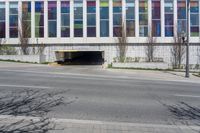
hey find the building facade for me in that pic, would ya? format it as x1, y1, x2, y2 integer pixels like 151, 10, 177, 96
0, 0, 200, 66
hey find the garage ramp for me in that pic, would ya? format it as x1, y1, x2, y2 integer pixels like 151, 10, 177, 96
55, 50, 104, 65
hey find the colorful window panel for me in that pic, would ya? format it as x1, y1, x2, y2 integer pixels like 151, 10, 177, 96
87, 0, 96, 37
61, 1, 70, 37
177, 0, 186, 33
48, 1, 57, 37
113, 0, 122, 37
0, 2, 5, 38
139, 0, 148, 37
165, 0, 174, 37
152, 0, 161, 37
35, 1, 44, 37
22, 2, 31, 38
100, 0, 109, 37
74, 0, 83, 37
126, 0, 135, 37
190, 0, 199, 36
9, 2, 18, 38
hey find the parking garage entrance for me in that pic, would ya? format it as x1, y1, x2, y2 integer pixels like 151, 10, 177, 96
55, 50, 104, 65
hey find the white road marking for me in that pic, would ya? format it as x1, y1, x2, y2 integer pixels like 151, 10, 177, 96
0, 84, 52, 89
0, 115, 199, 130
174, 94, 200, 98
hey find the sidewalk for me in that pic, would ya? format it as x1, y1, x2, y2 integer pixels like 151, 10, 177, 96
53, 119, 198, 133
0, 115, 198, 133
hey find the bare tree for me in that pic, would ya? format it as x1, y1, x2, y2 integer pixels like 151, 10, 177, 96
114, 20, 128, 63
19, 10, 31, 55
171, 31, 185, 69
145, 27, 156, 62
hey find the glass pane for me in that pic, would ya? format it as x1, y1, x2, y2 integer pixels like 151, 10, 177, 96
87, 14, 96, 26
152, 1, 160, 19
126, 20, 135, 37
35, 27, 44, 37
87, 27, 96, 37
10, 28, 18, 38
191, 27, 199, 36
100, 7, 109, 19
61, 14, 70, 26
48, 1, 57, 20
152, 20, 161, 37
61, 27, 70, 37
165, 26, 173, 36
48, 21, 57, 37
61, 1, 70, 13
0, 22, 5, 38
139, 26, 148, 37
100, 20, 109, 37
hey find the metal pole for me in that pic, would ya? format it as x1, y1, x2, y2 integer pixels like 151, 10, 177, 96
185, 0, 190, 78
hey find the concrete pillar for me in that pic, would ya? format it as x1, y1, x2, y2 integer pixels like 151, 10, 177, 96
31, 0, 35, 39
109, 0, 113, 37
57, 0, 61, 38
6, 1, 9, 39
135, 0, 139, 37
96, 0, 100, 38
70, 0, 74, 38
44, 0, 48, 38
161, 0, 165, 37
83, 0, 87, 37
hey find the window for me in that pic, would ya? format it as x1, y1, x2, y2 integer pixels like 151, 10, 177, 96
48, 1, 57, 37
22, 2, 31, 38
100, 0, 109, 37
9, 2, 18, 38
152, 0, 161, 37
177, 0, 186, 33
74, 0, 83, 37
165, 0, 173, 37
139, 0, 148, 37
113, 0, 122, 37
61, 1, 70, 37
35, 1, 44, 37
87, 0, 96, 37
0, 2, 5, 38
126, 0, 135, 37
190, 0, 199, 36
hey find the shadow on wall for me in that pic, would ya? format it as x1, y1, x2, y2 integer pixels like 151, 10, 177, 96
0, 89, 74, 133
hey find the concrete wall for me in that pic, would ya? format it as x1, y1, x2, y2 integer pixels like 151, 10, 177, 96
42, 45, 200, 67
0, 55, 46, 63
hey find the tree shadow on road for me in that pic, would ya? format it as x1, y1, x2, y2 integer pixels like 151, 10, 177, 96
0, 89, 74, 133
161, 101, 200, 132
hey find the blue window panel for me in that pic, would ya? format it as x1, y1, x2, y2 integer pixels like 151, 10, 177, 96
190, 14, 199, 26
165, 27, 173, 37
87, 7, 96, 13
165, 14, 173, 25
178, 20, 186, 33
152, 20, 161, 37
0, 8, 5, 21
100, 20, 109, 37
35, 2, 44, 13
74, 29, 83, 37
113, 7, 122, 13
139, 26, 148, 37
100, 7, 109, 19
61, 14, 70, 26
113, 14, 122, 25
48, 21, 57, 37
9, 15, 18, 27
87, 14, 96, 26
126, 7, 135, 19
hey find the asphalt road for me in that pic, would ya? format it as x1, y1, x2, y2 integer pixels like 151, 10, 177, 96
0, 62, 200, 126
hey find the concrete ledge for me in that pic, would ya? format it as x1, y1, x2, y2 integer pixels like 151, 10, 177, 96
112, 62, 170, 69
0, 55, 46, 63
